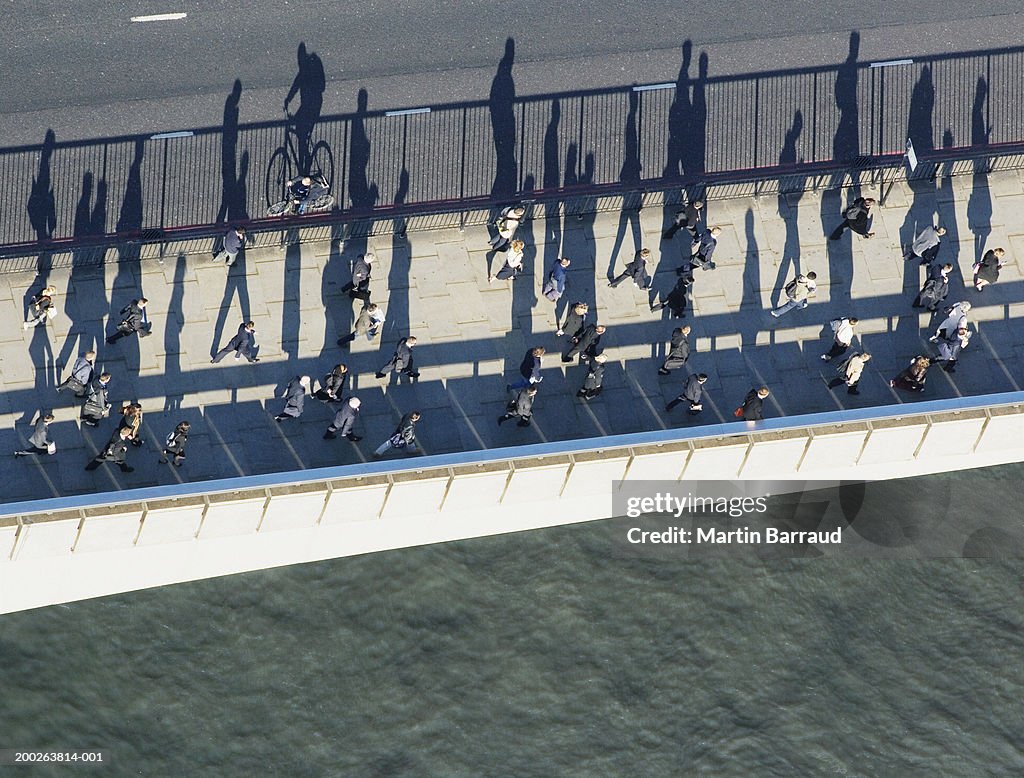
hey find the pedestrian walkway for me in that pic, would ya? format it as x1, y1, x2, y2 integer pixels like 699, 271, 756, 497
2, 167, 1022, 505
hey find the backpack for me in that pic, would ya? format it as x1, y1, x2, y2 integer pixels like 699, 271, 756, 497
845, 204, 863, 219
784, 278, 800, 297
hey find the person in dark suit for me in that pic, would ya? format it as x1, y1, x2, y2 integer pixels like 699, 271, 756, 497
212, 321, 259, 363
830, 197, 875, 239
315, 364, 348, 402
14, 413, 55, 456
914, 263, 952, 311
85, 426, 134, 472
609, 248, 652, 289
556, 302, 588, 338
376, 336, 419, 379
80, 373, 112, 427
509, 347, 545, 390
577, 354, 607, 400
740, 386, 770, 421
662, 199, 704, 240
342, 252, 376, 301
498, 386, 537, 427
651, 276, 691, 317
658, 326, 691, 375
666, 373, 708, 414
689, 226, 721, 271
373, 411, 422, 457
563, 324, 605, 363
973, 247, 1005, 291
106, 298, 150, 344
159, 421, 190, 466
324, 397, 362, 441
274, 376, 311, 421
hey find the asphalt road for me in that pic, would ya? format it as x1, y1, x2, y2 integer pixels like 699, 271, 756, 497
5, 1, 1024, 145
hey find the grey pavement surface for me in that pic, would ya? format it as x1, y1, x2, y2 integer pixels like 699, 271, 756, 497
5, 3, 1024, 143
2, 165, 1024, 506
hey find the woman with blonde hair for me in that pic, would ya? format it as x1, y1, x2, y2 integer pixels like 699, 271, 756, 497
23, 285, 57, 330
490, 239, 525, 283
118, 403, 145, 447
891, 356, 930, 393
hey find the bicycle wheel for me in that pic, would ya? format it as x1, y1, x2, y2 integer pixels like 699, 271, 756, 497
309, 141, 335, 191
307, 194, 336, 213
265, 148, 293, 208
267, 200, 292, 216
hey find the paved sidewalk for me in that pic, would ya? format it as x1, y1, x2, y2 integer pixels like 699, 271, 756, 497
2, 168, 1023, 505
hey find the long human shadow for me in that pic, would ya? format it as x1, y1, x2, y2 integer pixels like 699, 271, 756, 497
739, 208, 762, 349
565, 147, 597, 313
211, 151, 251, 355
608, 90, 642, 283
772, 111, 805, 306
898, 66, 939, 316
489, 37, 518, 199
384, 168, 412, 353
22, 130, 58, 422
164, 254, 187, 413
685, 51, 709, 178
821, 32, 862, 305
967, 77, 992, 262
663, 40, 692, 180
541, 100, 563, 333
215, 79, 243, 225
937, 129, 963, 298
284, 43, 326, 174
511, 173, 539, 341
58, 172, 108, 373
108, 139, 146, 375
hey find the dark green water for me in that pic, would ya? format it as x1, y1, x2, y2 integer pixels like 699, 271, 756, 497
2, 469, 1024, 776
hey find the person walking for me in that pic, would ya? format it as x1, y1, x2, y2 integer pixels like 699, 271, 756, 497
662, 199, 704, 241
891, 356, 931, 393
577, 354, 607, 400
56, 350, 96, 396
556, 302, 588, 338
85, 427, 134, 473
314, 364, 348, 402
905, 225, 946, 263
830, 197, 875, 239
509, 347, 545, 390
973, 247, 1006, 292
689, 226, 721, 271
80, 372, 112, 427
651, 276, 691, 317
770, 272, 817, 317
373, 411, 422, 458
562, 323, 605, 363
498, 386, 537, 427
342, 252, 376, 301
490, 239, 525, 283
821, 317, 858, 362
914, 263, 952, 311
737, 386, 770, 421
323, 397, 362, 441
23, 285, 58, 330
338, 303, 385, 347
213, 226, 246, 266
489, 205, 526, 252
609, 248, 652, 289
375, 336, 420, 379
542, 257, 571, 302
658, 325, 691, 375
159, 421, 190, 466
932, 301, 971, 341
212, 321, 259, 363
14, 413, 55, 457
274, 375, 311, 421
934, 327, 971, 373
666, 373, 708, 414
118, 403, 145, 448
827, 352, 871, 395
106, 298, 150, 344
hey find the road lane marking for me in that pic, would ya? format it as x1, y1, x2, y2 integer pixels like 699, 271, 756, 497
869, 59, 914, 68
131, 12, 187, 22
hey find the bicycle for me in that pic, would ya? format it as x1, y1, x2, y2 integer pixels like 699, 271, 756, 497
267, 172, 336, 216
265, 110, 335, 210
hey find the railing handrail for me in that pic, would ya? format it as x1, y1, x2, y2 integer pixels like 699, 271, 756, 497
4, 389, 1021, 520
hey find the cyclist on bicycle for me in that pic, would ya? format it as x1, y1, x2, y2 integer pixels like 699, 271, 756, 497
284, 174, 330, 214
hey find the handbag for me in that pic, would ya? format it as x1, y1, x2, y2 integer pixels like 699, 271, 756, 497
733, 407, 744, 418
46, 441, 56, 455
46, 306, 58, 321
